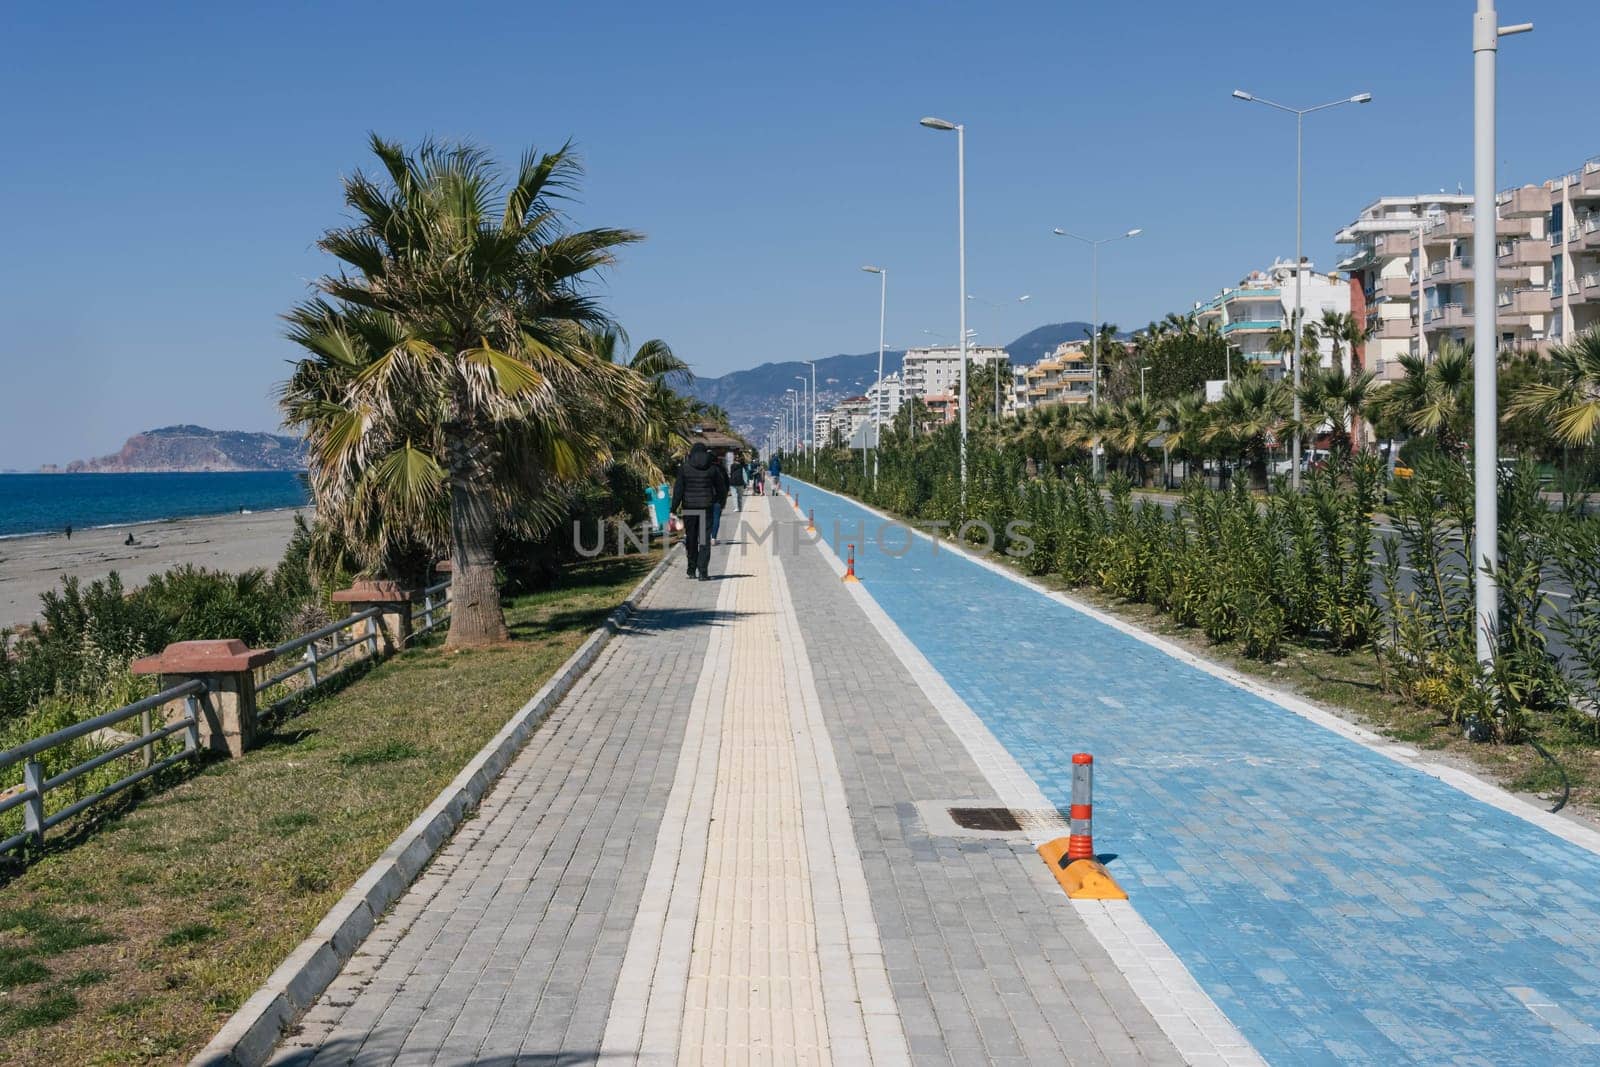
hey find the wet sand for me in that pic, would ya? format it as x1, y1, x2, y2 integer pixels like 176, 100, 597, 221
0, 509, 309, 631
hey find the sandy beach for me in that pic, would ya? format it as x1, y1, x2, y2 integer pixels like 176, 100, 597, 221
0, 509, 309, 631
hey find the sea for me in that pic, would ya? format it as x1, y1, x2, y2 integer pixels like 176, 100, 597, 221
0, 471, 311, 539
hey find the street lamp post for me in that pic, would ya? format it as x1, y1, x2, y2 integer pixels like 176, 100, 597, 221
1472, 4, 1533, 666
1232, 87, 1372, 491
794, 374, 809, 461
1052, 226, 1142, 480
920, 116, 967, 504
1140, 365, 1151, 405
968, 293, 1030, 422
805, 360, 817, 472
862, 266, 887, 487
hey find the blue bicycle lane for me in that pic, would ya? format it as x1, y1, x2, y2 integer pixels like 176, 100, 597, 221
787, 479, 1600, 1067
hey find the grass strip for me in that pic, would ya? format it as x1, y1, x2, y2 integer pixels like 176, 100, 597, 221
0, 552, 656, 1065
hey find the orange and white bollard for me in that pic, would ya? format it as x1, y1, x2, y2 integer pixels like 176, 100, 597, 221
842, 543, 860, 583
1036, 751, 1127, 899
1067, 753, 1096, 860
806, 508, 816, 534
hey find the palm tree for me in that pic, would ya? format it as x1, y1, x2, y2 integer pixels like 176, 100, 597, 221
1203, 376, 1291, 489
1506, 327, 1600, 446
1368, 341, 1473, 458
284, 136, 648, 647
1159, 391, 1210, 485
590, 327, 692, 482
1297, 365, 1377, 459
1108, 397, 1161, 484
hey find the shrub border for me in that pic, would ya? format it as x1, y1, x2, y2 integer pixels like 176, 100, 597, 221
190, 547, 677, 1067
788, 477, 1600, 857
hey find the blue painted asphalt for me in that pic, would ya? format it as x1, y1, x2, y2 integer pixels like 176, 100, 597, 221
788, 480, 1600, 1067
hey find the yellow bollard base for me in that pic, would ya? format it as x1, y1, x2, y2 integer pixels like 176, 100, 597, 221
841, 574, 860, 584
1036, 838, 1128, 900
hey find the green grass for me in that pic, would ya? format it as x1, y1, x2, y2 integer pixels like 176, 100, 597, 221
0, 551, 656, 1066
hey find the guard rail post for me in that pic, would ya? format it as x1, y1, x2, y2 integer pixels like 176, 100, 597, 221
130, 640, 274, 758
332, 580, 417, 652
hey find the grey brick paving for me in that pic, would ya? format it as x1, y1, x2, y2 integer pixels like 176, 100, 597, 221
269, 557, 724, 1066
768, 496, 1185, 1067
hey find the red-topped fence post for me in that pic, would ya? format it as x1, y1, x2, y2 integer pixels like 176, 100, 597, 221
130, 640, 275, 758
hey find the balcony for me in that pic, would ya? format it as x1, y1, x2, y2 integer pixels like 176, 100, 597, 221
1439, 256, 1475, 283
1573, 272, 1600, 304
1424, 303, 1472, 331
1377, 275, 1414, 300
1373, 231, 1413, 256
1582, 159, 1600, 197
1376, 317, 1415, 340
1497, 239, 1552, 267
1497, 287, 1552, 316
1423, 211, 1524, 241
1221, 319, 1279, 335
1580, 215, 1600, 250
1498, 185, 1552, 218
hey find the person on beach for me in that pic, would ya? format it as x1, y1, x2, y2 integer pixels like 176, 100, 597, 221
768, 452, 782, 491
64, 524, 72, 540
671, 442, 727, 580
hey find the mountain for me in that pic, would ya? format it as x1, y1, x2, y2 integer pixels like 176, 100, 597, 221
689, 321, 1099, 441
47, 425, 308, 473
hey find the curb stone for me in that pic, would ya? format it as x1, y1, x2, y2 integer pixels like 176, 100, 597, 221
190, 547, 678, 1067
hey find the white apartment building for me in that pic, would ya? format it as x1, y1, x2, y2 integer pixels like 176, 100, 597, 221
1192, 261, 1350, 379
1334, 194, 1473, 379
864, 371, 904, 425
900, 345, 1010, 401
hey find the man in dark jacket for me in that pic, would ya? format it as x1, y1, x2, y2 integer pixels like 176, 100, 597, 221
768, 453, 782, 491
728, 450, 748, 512
672, 442, 728, 580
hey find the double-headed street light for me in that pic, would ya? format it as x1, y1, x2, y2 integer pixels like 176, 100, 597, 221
1052, 226, 1141, 480
802, 360, 817, 471
861, 266, 888, 486
1231, 87, 1372, 491
794, 375, 809, 458
920, 115, 968, 502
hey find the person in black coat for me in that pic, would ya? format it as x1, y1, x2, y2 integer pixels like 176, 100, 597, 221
672, 442, 728, 580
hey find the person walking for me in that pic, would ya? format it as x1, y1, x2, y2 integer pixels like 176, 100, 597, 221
709, 452, 731, 546
728, 450, 748, 513
672, 442, 727, 580
768, 452, 782, 492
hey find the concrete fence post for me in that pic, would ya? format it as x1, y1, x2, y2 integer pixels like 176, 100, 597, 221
130, 640, 275, 758
332, 580, 417, 652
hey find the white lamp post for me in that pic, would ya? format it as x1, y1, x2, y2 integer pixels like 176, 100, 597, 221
1472, 3, 1533, 666
1052, 226, 1142, 479
1232, 87, 1372, 491
1141, 365, 1151, 405
794, 374, 808, 459
920, 115, 968, 504
804, 360, 817, 471
968, 293, 1030, 421
861, 266, 888, 487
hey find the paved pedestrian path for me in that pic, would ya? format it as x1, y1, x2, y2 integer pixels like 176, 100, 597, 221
271, 496, 1184, 1066
787, 478, 1600, 1067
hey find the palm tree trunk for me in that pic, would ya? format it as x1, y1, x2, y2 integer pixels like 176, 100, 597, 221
445, 428, 509, 648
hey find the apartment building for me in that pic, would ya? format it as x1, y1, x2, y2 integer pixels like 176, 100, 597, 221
817, 395, 872, 447
900, 345, 1009, 401
1192, 261, 1350, 378
1334, 194, 1473, 379
1544, 156, 1600, 342
1334, 159, 1600, 376
1015, 341, 1095, 411
864, 371, 904, 425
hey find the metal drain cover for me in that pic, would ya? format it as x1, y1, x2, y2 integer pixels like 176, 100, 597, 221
948, 807, 1023, 831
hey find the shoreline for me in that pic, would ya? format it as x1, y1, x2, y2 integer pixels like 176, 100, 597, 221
0, 503, 310, 543
0, 503, 309, 543
0, 507, 312, 631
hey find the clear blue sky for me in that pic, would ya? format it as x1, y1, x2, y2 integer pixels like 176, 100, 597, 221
1, 0, 1591, 468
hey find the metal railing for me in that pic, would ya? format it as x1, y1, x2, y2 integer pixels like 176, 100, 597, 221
413, 579, 453, 638
1, 681, 204, 855
255, 606, 384, 711
3, 577, 454, 856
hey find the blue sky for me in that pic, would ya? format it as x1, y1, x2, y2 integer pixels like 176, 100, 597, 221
1, 0, 1591, 468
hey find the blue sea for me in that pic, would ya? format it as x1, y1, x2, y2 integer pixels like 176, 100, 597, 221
0, 472, 311, 538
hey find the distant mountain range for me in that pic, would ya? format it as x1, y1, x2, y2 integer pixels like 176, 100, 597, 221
41, 425, 307, 473
689, 321, 1098, 442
